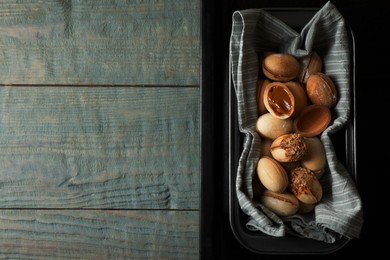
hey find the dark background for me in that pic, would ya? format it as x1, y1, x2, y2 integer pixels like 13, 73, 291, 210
201, 0, 386, 258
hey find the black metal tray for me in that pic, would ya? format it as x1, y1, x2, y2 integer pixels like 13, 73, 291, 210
228, 8, 357, 255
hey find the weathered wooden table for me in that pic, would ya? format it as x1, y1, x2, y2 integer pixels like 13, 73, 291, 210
0, 1, 200, 258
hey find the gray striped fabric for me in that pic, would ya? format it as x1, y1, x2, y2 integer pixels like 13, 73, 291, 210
230, 1, 363, 243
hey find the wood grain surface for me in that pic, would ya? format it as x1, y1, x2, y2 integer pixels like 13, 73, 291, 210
0, 86, 199, 209
0, 0, 200, 85
0, 210, 198, 259
0, 0, 200, 258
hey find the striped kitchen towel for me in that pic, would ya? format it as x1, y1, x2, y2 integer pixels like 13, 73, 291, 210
230, 1, 363, 243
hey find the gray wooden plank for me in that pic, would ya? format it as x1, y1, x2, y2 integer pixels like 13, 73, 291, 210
0, 0, 199, 85
0, 209, 199, 259
0, 86, 199, 209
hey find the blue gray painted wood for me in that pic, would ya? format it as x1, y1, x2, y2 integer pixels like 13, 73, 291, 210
0, 86, 200, 209
0, 0, 200, 85
0, 210, 198, 259
0, 0, 201, 257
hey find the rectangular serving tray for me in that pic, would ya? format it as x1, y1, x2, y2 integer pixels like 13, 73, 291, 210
228, 8, 357, 255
